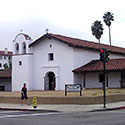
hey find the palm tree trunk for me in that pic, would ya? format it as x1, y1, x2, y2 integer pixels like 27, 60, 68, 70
109, 26, 111, 45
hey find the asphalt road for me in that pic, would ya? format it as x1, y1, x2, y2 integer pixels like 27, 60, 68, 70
0, 109, 125, 125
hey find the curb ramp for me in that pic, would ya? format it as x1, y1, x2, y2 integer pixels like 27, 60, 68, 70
90, 106, 125, 112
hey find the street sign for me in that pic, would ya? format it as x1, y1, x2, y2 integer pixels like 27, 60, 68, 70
65, 84, 82, 96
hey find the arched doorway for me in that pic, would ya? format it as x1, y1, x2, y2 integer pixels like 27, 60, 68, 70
44, 72, 56, 90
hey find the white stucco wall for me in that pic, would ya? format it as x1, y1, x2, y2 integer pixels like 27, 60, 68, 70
74, 72, 102, 88
109, 53, 125, 59
12, 33, 33, 91
74, 73, 83, 86
30, 38, 74, 90
74, 72, 121, 89
108, 72, 121, 88
12, 54, 33, 91
73, 48, 100, 69
85, 73, 102, 88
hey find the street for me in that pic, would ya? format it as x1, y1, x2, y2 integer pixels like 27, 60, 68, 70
0, 109, 125, 125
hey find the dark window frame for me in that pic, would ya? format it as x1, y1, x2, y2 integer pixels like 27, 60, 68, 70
99, 74, 104, 83
48, 53, 54, 61
19, 61, 22, 66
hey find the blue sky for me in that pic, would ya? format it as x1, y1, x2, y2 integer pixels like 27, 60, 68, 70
0, 0, 125, 50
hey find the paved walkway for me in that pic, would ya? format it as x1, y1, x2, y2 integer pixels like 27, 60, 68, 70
0, 101, 125, 112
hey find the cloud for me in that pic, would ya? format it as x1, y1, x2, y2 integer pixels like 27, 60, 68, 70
0, 0, 125, 50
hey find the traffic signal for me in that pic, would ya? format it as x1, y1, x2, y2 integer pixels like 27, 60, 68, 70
100, 48, 105, 62
105, 51, 109, 62
99, 48, 109, 63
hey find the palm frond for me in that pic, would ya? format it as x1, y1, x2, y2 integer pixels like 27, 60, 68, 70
91, 20, 104, 43
103, 12, 114, 26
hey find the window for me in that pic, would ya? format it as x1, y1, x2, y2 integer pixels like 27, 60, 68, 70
48, 53, 54, 61
99, 74, 104, 83
19, 61, 22, 66
8, 56, 11, 60
0, 86, 4, 91
4, 56, 6, 60
0, 63, 1, 68
50, 44, 52, 48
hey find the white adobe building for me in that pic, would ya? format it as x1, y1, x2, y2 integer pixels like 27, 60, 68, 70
0, 48, 12, 69
12, 33, 125, 91
0, 48, 12, 91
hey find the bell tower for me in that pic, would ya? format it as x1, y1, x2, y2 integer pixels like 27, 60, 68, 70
12, 32, 33, 91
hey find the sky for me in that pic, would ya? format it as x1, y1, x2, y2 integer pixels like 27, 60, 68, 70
0, 0, 125, 51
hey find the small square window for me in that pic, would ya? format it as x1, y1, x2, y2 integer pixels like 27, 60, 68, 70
48, 53, 54, 61
19, 61, 22, 66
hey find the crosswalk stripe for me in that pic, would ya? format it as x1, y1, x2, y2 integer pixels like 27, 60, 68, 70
0, 111, 22, 114
0, 112, 60, 118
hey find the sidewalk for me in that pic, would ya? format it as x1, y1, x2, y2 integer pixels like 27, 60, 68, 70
0, 101, 125, 112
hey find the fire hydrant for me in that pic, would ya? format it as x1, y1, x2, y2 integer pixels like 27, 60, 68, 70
32, 96, 37, 108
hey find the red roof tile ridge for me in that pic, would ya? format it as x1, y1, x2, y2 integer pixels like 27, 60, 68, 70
48, 33, 99, 44
0, 69, 11, 78
0, 51, 13, 55
30, 33, 125, 54
73, 58, 125, 73
48, 33, 125, 52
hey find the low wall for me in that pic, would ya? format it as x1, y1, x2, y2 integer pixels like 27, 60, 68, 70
0, 94, 125, 104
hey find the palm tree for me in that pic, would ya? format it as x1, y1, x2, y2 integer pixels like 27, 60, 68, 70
91, 20, 104, 43
103, 12, 114, 45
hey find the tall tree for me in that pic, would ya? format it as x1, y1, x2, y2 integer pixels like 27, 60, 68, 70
103, 12, 114, 45
91, 20, 104, 43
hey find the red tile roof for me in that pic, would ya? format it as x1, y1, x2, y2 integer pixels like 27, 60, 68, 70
29, 33, 125, 55
73, 58, 125, 73
0, 70, 11, 78
0, 51, 13, 56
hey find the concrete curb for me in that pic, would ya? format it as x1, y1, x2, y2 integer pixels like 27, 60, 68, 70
0, 106, 125, 112
90, 106, 125, 112
0, 107, 59, 112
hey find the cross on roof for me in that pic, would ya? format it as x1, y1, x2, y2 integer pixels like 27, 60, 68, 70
20, 29, 23, 32
45, 28, 49, 34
